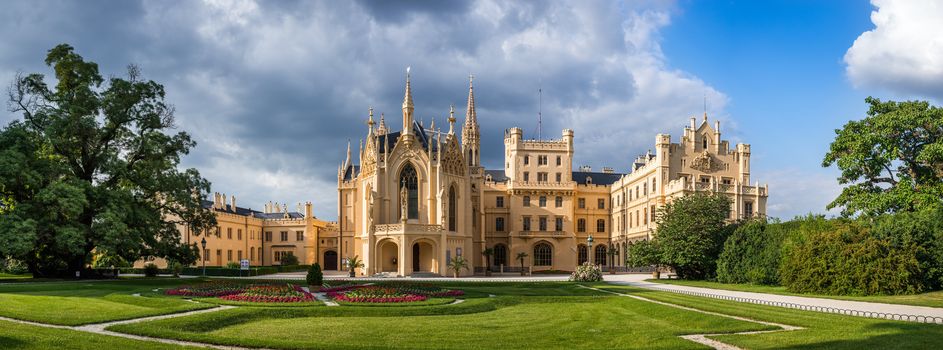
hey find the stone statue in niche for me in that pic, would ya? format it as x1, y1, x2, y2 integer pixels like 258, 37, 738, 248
400, 183, 408, 222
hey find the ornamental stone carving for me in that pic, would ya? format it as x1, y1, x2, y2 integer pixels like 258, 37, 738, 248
690, 151, 724, 173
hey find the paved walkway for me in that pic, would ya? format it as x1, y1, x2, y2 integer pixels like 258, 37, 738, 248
604, 274, 943, 324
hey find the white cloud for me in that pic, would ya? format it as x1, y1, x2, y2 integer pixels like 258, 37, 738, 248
845, 0, 943, 100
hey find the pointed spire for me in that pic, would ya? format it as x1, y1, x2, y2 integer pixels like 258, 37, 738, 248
402, 67, 414, 135
344, 139, 351, 169
378, 113, 387, 135
448, 104, 456, 135
465, 74, 477, 127
367, 107, 375, 129
430, 117, 435, 134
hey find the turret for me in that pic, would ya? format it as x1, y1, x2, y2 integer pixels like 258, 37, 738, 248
737, 143, 751, 184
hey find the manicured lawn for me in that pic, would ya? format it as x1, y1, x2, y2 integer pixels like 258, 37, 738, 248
0, 279, 215, 325
110, 283, 773, 349
649, 279, 943, 308
597, 284, 943, 349
0, 320, 193, 350
0, 273, 32, 280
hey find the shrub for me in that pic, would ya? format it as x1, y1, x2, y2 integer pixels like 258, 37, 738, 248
626, 239, 661, 268
143, 263, 160, 277
307, 263, 323, 286
569, 262, 602, 282
716, 217, 814, 285
654, 193, 734, 279
280, 253, 299, 266
226, 261, 240, 269
781, 220, 924, 295
3, 257, 28, 275
169, 261, 184, 277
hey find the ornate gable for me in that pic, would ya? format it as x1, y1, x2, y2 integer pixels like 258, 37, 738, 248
690, 150, 724, 173
442, 136, 465, 176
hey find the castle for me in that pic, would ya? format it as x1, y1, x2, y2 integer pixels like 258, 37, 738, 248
164, 71, 768, 276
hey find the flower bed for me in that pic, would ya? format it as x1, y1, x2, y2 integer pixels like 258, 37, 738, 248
314, 283, 365, 293
164, 282, 246, 297
220, 284, 314, 303
327, 283, 464, 303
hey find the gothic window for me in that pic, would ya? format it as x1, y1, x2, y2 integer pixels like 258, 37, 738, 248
534, 243, 552, 266
595, 245, 607, 265
578, 244, 588, 264
703, 138, 708, 149
400, 163, 419, 220
448, 186, 457, 231
493, 244, 508, 267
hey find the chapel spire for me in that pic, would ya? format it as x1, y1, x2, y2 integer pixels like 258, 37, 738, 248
402, 67, 415, 135
462, 74, 481, 168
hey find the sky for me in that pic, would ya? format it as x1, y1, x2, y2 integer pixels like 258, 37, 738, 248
2, 0, 941, 221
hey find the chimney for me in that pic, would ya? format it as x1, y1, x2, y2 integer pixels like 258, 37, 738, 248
602, 167, 614, 174
305, 201, 313, 218
221, 193, 227, 209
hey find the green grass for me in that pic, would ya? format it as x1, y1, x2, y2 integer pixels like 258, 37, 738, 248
649, 279, 943, 308
597, 284, 943, 349
0, 279, 214, 325
110, 283, 773, 349
0, 320, 194, 349
0, 273, 32, 280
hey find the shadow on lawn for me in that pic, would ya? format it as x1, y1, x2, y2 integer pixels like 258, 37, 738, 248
0, 335, 27, 348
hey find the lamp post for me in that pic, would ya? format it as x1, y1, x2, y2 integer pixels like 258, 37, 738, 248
200, 237, 207, 277
587, 234, 594, 266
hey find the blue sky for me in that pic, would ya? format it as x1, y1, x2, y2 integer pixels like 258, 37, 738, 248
2, 0, 940, 220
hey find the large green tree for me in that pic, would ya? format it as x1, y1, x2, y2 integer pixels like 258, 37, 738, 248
653, 192, 733, 279
823, 97, 943, 216
0, 44, 215, 277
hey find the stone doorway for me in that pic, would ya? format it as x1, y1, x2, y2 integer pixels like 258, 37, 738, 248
323, 251, 338, 270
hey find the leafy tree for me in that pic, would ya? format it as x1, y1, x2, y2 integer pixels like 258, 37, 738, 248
654, 192, 733, 279
280, 253, 299, 266
823, 97, 943, 216
625, 239, 661, 268
0, 44, 214, 277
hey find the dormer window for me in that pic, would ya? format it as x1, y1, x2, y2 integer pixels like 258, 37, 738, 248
586, 176, 593, 184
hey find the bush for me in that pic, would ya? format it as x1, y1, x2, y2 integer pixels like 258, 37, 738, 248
307, 263, 323, 286
625, 239, 661, 268
654, 193, 734, 279
716, 217, 818, 285
143, 263, 160, 277
169, 261, 184, 277
226, 261, 240, 269
280, 253, 299, 266
781, 220, 924, 295
3, 257, 28, 275
569, 262, 603, 282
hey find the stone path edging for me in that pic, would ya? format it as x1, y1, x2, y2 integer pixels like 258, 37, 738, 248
579, 285, 802, 350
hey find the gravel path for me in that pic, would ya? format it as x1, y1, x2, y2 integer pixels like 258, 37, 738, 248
603, 274, 943, 324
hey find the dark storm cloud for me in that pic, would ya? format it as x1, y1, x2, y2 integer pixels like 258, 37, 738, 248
1, 0, 727, 219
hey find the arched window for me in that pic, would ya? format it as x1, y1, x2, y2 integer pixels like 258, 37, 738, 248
534, 243, 552, 266
400, 163, 419, 220
448, 185, 457, 231
493, 244, 508, 267
703, 138, 708, 149
577, 244, 588, 264
595, 245, 607, 265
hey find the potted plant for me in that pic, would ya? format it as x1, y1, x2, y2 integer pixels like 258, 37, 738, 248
516, 252, 529, 276
606, 246, 619, 275
447, 256, 468, 278
481, 248, 494, 276
346, 255, 364, 278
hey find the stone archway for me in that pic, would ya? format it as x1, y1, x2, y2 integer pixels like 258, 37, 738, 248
377, 239, 399, 273
411, 240, 436, 273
